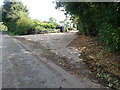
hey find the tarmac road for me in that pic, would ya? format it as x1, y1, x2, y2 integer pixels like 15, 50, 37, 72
1, 32, 104, 88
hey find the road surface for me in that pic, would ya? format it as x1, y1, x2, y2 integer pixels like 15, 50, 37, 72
2, 32, 104, 88
0, 32, 2, 89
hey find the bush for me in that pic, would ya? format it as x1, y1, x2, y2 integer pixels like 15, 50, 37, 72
67, 27, 76, 30
15, 14, 34, 35
99, 23, 120, 51
32, 21, 57, 34
56, 2, 120, 51
36, 22, 56, 29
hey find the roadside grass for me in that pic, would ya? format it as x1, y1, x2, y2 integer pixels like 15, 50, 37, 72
68, 34, 120, 90
8, 31, 19, 36
0, 29, 7, 31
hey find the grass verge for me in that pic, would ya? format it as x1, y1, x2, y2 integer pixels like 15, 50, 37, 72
68, 34, 120, 90
8, 31, 18, 36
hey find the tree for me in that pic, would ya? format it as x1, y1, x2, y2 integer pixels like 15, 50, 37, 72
48, 17, 60, 27
48, 17, 57, 24
59, 18, 71, 28
2, 0, 28, 32
0, 22, 7, 31
15, 12, 34, 35
56, 2, 120, 51
33, 19, 41, 24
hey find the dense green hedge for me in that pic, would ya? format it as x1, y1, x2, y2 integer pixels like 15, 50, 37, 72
13, 12, 34, 35
37, 22, 56, 29
56, 2, 120, 51
33, 22, 56, 30
99, 23, 120, 51
31, 21, 57, 34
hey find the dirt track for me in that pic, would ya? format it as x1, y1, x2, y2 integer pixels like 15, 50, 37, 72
2, 31, 105, 88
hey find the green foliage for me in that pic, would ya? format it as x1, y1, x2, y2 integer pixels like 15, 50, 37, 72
96, 70, 120, 89
33, 19, 41, 25
15, 12, 34, 35
33, 22, 56, 30
39, 22, 56, 29
59, 18, 72, 28
99, 24, 120, 51
34, 26, 45, 30
56, 2, 120, 51
2, 0, 60, 35
48, 17, 57, 23
0, 22, 7, 31
2, 0, 29, 34
67, 27, 76, 30
33, 21, 57, 34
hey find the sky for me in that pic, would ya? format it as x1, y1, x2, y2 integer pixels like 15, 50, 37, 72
0, 0, 66, 22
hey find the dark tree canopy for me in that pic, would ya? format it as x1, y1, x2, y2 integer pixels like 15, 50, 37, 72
56, 2, 120, 51
2, 0, 29, 32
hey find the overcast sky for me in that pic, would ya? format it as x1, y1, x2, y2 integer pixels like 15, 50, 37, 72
0, 0, 66, 21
